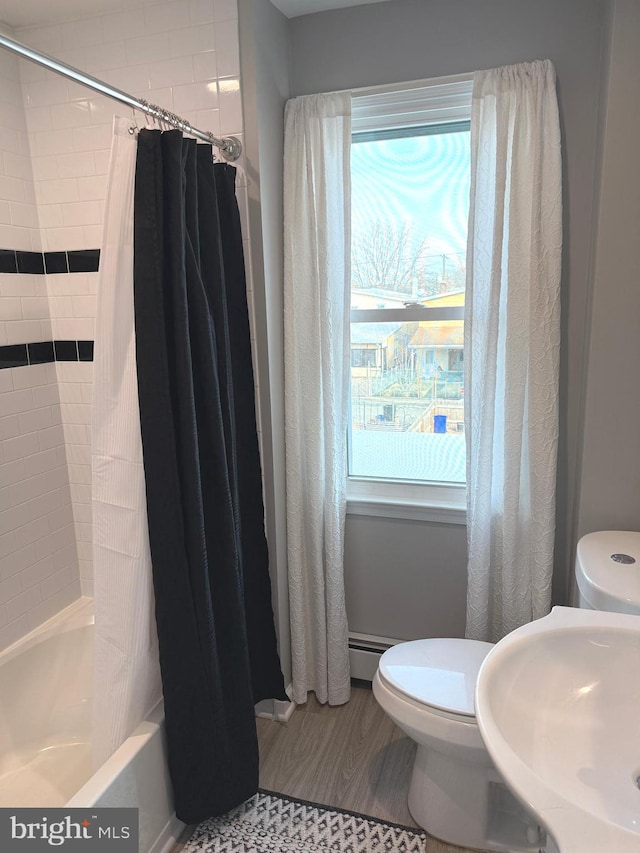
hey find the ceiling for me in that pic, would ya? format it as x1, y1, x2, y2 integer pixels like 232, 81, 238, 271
270, 0, 390, 18
0, 0, 391, 29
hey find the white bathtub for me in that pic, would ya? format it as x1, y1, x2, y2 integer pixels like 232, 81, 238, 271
0, 598, 184, 853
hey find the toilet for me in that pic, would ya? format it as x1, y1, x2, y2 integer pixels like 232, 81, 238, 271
575, 530, 640, 613
373, 530, 640, 852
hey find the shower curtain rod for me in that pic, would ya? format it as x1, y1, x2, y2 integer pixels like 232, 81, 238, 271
0, 31, 242, 161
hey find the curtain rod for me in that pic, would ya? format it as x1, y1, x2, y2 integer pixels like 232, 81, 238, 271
0, 31, 242, 161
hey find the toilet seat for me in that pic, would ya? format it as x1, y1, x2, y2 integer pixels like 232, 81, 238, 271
378, 638, 494, 719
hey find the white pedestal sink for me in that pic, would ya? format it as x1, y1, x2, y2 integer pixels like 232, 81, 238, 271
475, 606, 640, 853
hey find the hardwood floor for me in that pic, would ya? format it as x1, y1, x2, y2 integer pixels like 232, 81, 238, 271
257, 683, 417, 827
173, 683, 479, 852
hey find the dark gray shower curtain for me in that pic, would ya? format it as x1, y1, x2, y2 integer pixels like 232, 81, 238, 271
132, 129, 286, 823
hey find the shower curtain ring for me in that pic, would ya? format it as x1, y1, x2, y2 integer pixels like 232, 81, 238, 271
129, 105, 140, 135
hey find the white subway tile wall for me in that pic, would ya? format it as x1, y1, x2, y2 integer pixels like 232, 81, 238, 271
19, 0, 245, 258
0, 362, 82, 650
1, 35, 82, 650
0, 42, 39, 253
1, 0, 261, 619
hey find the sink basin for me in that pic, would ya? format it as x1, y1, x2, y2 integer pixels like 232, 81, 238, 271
475, 606, 640, 853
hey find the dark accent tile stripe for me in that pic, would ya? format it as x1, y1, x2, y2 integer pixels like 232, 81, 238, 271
16, 251, 44, 275
0, 340, 95, 369
54, 340, 78, 361
0, 249, 100, 275
78, 340, 94, 362
67, 249, 100, 273
28, 341, 55, 364
0, 344, 28, 369
0, 249, 17, 273
44, 252, 68, 274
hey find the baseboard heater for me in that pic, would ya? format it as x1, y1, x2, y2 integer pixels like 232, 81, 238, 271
348, 632, 401, 681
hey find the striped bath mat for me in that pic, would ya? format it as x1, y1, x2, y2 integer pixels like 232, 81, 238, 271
182, 789, 427, 852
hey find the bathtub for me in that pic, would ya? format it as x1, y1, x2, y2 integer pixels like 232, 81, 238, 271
0, 598, 183, 853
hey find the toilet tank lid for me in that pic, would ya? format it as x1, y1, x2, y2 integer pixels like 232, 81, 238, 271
576, 531, 640, 614
378, 638, 494, 717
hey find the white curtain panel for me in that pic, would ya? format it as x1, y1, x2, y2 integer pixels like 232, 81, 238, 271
464, 60, 562, 642
284, 92, 352, 705
92, 116, 162, 767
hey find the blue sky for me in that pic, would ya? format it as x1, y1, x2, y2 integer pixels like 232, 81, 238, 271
351, 130, 471, 260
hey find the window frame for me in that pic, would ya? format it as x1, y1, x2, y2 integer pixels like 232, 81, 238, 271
347, 75, 473, 520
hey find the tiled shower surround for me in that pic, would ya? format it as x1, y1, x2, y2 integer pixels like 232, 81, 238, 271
0, 0, 253, 651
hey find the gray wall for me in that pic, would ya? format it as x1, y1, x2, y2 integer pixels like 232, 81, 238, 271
576, 0, 640, 547
242, 0, 634, 648
345, 515, 467, 640
238, 0, 293, 683
289, 0, 610, 636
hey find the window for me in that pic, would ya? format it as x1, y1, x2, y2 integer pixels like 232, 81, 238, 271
351, 346, 380, 368
348, 77, 472, 505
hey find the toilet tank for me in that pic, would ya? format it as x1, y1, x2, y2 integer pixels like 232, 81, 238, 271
575, 531, 640, 615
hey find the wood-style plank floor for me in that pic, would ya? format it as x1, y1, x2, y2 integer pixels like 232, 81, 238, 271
257, 682, 417, 826
173, 683, 478, 852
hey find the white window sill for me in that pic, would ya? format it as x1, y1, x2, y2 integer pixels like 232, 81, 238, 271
346, 497, 466, 524
346, 479, 466, 524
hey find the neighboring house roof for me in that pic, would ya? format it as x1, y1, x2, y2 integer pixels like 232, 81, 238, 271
351, 287, 465, 310
422, 289, 465, 307
350, 323, 402, 345
409, 322, 463, 348
351, 287, 409, 307
351, 321, 463, 348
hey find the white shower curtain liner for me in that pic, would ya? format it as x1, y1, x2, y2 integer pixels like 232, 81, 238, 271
92, 116, 162, 767
464, 60, 562, 642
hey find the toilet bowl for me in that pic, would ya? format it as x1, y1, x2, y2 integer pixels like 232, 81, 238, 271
373, 530, 640, 851
373, 639, 542, 852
